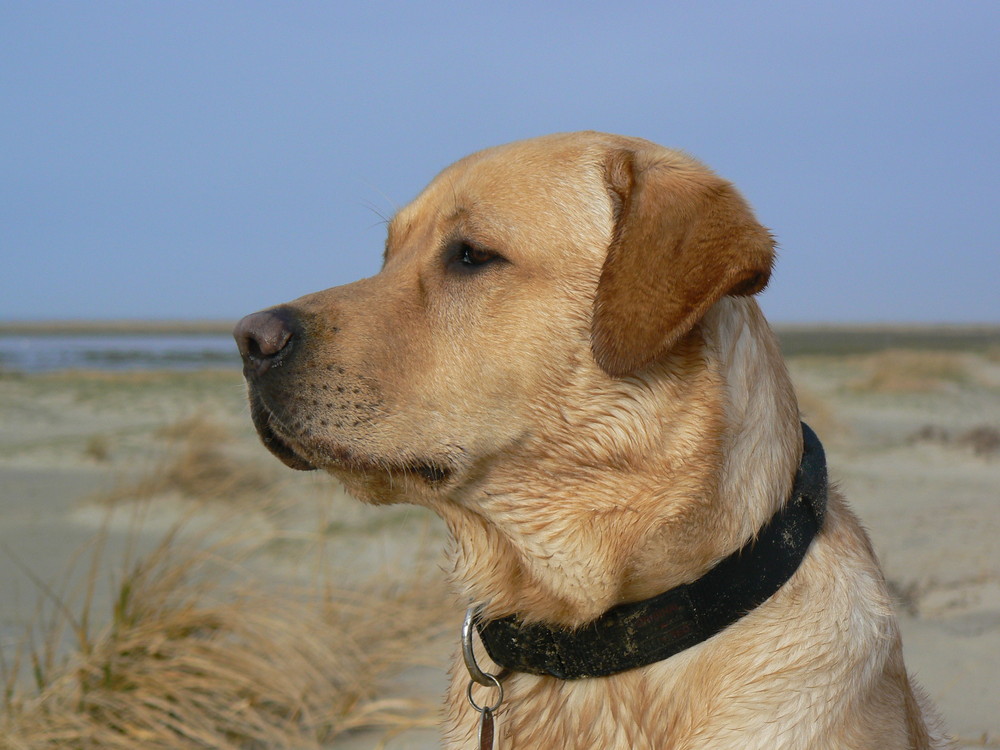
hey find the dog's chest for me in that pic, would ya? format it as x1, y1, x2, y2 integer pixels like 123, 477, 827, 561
445, 666, 689, 750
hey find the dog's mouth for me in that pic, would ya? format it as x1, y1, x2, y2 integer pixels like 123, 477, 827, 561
247, 389, 454, 483
248, 390, 317, 471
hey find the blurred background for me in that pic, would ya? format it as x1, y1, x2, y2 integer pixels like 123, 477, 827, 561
1, 3, 998, 748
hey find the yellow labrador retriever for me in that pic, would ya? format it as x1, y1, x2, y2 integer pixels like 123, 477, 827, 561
235, 132, 947, 749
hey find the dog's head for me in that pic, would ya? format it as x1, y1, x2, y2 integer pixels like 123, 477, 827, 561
234, 132, 774, 508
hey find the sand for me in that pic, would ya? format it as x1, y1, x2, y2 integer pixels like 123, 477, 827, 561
1, 341, 998, 747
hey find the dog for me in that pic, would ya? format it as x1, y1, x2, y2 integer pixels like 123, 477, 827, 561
234, 132, 947, 748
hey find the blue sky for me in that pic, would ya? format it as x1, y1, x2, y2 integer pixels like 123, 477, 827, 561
1, 1, 997, 323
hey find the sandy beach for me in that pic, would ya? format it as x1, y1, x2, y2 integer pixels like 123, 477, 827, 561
1, 327, 998, 748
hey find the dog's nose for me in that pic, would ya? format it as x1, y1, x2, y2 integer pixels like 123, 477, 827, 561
233, 309, 296, 377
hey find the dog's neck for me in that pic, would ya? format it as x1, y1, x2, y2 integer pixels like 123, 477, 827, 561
431, 298, 802, 629
704, 298, 803, 546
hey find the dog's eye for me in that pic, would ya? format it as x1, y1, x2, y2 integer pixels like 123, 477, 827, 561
448, 240, 503, 272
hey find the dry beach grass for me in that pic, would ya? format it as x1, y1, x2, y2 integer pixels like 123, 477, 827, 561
2, 521, 448, 749
0, 325, 998, 748
0, 403, 454, 749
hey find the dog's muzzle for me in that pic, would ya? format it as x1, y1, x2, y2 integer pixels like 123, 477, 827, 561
234, 308, 316, 471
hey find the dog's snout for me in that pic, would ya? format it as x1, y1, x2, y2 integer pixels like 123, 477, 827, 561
233, 309, 296, 377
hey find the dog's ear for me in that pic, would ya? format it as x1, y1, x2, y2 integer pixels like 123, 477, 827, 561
591, 147, 775, 377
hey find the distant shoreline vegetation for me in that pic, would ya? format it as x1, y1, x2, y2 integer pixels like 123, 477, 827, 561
0, 329, 240, 374
774, 325, 1000, 356
0, 320, 236, 336
0, 321, 997, 373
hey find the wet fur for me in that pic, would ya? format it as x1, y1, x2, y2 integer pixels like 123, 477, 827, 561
241, 132, 948, 748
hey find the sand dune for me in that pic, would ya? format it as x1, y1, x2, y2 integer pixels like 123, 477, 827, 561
1, 333, 998, 747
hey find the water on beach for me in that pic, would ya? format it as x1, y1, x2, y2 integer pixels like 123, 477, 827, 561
0, 334, 240, 373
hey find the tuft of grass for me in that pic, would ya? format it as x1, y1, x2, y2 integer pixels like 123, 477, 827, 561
912, 423, 1000, 458
847, 350, 970, 393
2, 415, 454, 748
0, 511, 452, 749
957, 425, 1000, 457
83, 435, 112, 462
99, 416, 276, 505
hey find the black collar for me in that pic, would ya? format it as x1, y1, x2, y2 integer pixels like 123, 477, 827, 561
476, 422, 828, 680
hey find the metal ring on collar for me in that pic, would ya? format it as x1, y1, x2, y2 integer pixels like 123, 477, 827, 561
466, 672, 504, 713
462, 605, 497, 687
